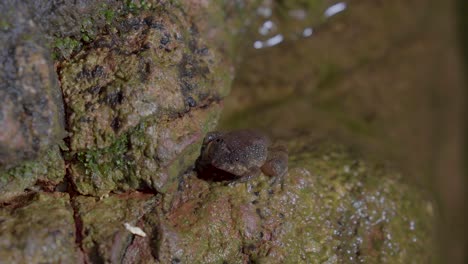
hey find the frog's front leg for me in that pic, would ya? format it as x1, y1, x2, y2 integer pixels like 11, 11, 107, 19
227, 167, 261, 185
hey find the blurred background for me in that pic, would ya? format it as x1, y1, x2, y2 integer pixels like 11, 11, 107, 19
220, 0, 466, 262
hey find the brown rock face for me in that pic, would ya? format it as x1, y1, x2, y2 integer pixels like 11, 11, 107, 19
54, 1, 252, 196
73, 192, 158, 263
0, 0, 257, 196
149, 141, 434, 263
0, 1, 64, 169
0, 0, 439, 263
0, 193, 80, 262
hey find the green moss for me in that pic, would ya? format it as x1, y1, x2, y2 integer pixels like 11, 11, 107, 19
51, 4, 121, 59
0, 147, 65, 200
125, 0, 153, 12
80, 17, 96, 43
0, 193, 78, 262
0, 19, 11, 31
53, 37, 81, 59
99, 4, 116, 24
2, 148, 63, 182
76, 131, 133, 179
72, 122, 153, 195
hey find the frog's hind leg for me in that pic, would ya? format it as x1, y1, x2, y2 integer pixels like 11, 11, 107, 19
261, 145, 288, 188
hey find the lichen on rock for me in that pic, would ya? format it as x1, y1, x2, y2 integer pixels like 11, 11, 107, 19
0, 0, 437, 263
55, 0, 252, 196
0, 146, 65, 200
0, 193, 80, 262
0, 0, 66, 195
73, 192, 158, 263
154, 140, 434, 263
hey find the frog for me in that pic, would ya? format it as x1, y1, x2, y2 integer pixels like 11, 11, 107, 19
195, 129, 288, 183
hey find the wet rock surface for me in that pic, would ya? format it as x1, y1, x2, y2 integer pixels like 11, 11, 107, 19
73, 192, 158, 263
0, 1, 65, 169
0, 140, 433, 263
158, 140, 433, 263
0, 146, 65, 200
0, 193, 80, 262
0, 0, 437, 263
54, 0, 249, 196
0, 0, 256, 197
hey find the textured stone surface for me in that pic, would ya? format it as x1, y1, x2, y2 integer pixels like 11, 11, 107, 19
0, 146, 65, 200
0, 0, 258, 197
69, 105, 221, 196
0, 1, 64, 169
53, 0, 256, 196
0, 0, 439, 263
0, 193, 80, 262
0, 141, 433, 263
155, 139, 434, 263
73, 192, 158, 263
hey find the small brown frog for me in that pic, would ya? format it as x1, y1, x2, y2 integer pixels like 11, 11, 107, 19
196, 130, 288, 183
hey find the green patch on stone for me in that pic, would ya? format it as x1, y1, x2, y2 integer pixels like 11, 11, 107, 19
124, 0, 153, 12
76, 130, 134, 179
0, 19, 10, 31
99, 4, 116, 24
0, 147, 65, 200
51, 3, 123, 59
72, 122, 152, 195
52, 37, 81, 59
80, 17, 97, 43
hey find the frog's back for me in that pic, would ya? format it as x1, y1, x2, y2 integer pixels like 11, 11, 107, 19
220, 130, 269, 169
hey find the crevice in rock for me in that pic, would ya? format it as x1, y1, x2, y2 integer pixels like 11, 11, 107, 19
135, 185, 160, 195
56, 49, 88, 262
0, 192, 36, 210
51, 10, 224, 258
65, 166, 87, 263
30, 179, 62, 193
160, 96, 223, 123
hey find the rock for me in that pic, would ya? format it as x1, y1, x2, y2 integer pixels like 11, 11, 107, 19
0, 146, 65, 201
73, 192, 158, 263
0, 192, 80, 262
0, 141, 434, 263
155, 140, 434, 263
0, 1, 65, 169
53, 0, 257, 195
0, 0, 437, 262
69, 104, 221, 196
0, 0, 258, 196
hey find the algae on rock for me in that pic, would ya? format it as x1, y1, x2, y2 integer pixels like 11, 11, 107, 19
152, 139, 434, 263
0, 193, 79, 262
0, 146, 65, 200
0, 0, 259, 197
55, 0, 258, 196
0, 0, 437, 263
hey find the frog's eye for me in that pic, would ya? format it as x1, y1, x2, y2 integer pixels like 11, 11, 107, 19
206, 133, 221, 142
